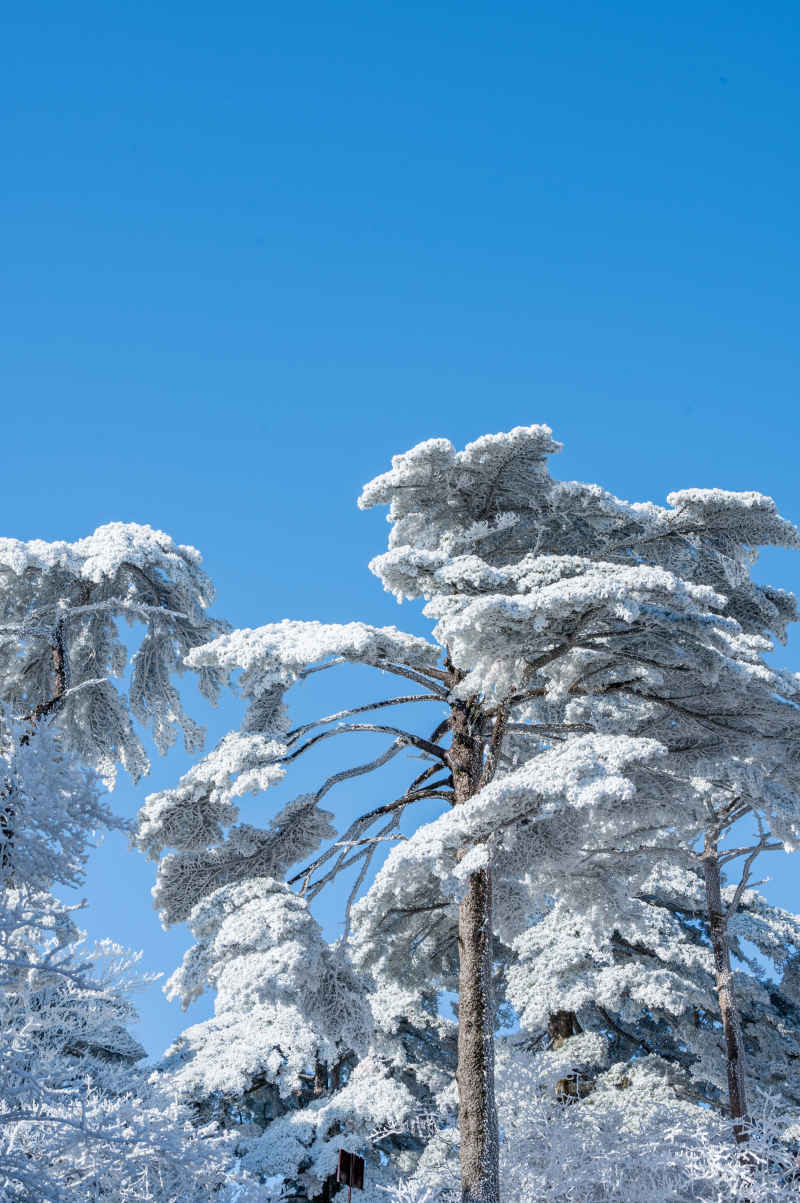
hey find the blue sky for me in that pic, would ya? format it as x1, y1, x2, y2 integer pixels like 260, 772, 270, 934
2, 1, 799, 1057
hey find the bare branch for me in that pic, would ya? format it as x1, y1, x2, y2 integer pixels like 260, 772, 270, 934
379, 900, 453, 927
428, 716, 452, 745
503, 721, 594, 736
407, 761, 448, 794
524, 643, 571, 674
718, 841, 782, 867
23, 677, 110, 725
503, 687, 547, 708
369, 661, 450, 694
342, 816, 400, 940
287, 783, 453, 889
334, 834, 406, 848
287, 694, 443, 743
726, 835, 773, 918
281, 723, 448, 764
299, 657, 347, 679
307, 843, 371, 900
314, 739, 408, 803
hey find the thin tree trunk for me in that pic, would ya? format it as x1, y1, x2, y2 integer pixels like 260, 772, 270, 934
448, 683, 500, 1203
702, 837, 749, 1144
51, 621, 68, 700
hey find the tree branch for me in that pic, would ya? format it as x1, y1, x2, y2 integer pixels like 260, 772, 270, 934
718, 841, 782, 867
379, 900, 452, 927
371, 661, 450, 693
281, 723, 448, 764
313, 739, 408, 802
287, 783, 453, 889
480, 702, 510, 789
286, 694, 443, 743
503, 721, 594, 735
726, 836, 772, 918
342, 815, 400, 940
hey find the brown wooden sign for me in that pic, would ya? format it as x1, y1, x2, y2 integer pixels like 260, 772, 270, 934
336, 1148, 365, 1197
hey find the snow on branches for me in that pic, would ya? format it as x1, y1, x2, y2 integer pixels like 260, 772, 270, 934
134, 425, 800, 1203
161, 878, 370, 1098
351, 734, 666, 988
0, 712, 117, 892
0, 522, 228, 783
0, 717, 256, 1202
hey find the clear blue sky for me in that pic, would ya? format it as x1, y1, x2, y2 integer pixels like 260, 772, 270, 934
3, 0, 799, 1058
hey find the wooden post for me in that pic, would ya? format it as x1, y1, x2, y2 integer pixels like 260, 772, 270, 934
336, 1149, 365, 1199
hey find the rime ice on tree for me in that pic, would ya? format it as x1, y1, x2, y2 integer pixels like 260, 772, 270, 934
140, 428, 800, 1203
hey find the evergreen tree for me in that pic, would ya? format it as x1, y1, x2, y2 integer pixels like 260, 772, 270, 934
0, 524, 259, 1201
139, 427, 800, 1202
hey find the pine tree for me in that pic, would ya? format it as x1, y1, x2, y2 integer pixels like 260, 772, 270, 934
138, 426, 800, 1202
0, 521, 226, 786
0, 524, 260, 1201
0, 716, 259, 1202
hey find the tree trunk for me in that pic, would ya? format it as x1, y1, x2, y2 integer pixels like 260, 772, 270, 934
457, 868, 499, 1203
702, 840, 750, 1143
548, 1010, 582, 1049
448, 686, 500, 1203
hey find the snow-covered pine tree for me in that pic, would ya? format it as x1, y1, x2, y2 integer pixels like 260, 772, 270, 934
0, 521, 227, 786
153, 873, 383, 1201
520, 509, 800, 1142
0, 524, 263, 1201
0, 713, 259, 1203
140, 626, 450, 1202
138, 426, 799, 1202
363, 446, 800, 1144
507, 863, 800, 1115
491, 644, 800, 1151
353, 431, 800, 1178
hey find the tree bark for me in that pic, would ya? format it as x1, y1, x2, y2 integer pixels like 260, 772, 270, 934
702, 839, 750, 1143
448, 685, 500, 1203
548, 1010, 582, 1049
457, 868, 499, 1203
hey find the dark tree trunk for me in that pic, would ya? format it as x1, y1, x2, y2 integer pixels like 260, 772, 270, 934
52, 626, 68, 699
457, 867, 499, 1203
702, 839, 750, 1143
548, 1010, 582, 1049
448, 685, 500, 1203
313, 1056, 327, 1097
